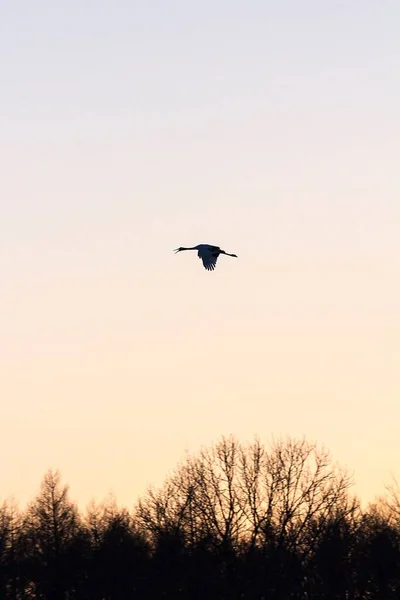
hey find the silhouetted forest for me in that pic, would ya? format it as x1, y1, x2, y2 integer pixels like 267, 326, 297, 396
1, 437, 400, 599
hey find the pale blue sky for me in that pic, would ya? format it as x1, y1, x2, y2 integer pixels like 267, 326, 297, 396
1, 1, 399, 507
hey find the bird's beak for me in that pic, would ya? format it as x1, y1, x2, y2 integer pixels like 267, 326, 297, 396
174, 248, 180, 253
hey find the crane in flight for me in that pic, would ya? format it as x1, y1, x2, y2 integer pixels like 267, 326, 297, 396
174, 244, 238, 271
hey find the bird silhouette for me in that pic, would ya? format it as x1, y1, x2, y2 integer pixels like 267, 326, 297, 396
174, 244, 238, 271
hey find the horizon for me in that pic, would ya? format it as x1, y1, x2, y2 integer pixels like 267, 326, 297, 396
0, 433, 393, 514
1, 0, 399, 511
0, 433, 395, 512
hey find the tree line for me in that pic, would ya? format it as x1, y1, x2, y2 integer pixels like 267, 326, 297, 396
1, 436, 400, 599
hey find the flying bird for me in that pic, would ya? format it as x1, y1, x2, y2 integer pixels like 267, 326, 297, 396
174, 244, 238, 271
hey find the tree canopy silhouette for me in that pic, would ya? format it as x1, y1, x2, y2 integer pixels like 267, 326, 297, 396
1, 436, 400, 599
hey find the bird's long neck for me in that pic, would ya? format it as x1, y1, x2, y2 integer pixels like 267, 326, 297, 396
181, 246, 197, 251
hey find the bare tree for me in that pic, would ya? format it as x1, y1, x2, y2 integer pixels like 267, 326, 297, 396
259, 438, 353, 553
137, 437, 250, 551
0, 499, 22, 600
84, 494, 150, 599
22, 470, 81, 599
374, 477, 400, 527
137, 436, 353, 556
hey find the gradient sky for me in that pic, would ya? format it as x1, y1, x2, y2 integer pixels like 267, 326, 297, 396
1, 0, 399, 509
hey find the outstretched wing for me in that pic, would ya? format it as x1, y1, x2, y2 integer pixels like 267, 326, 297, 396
198, 247, 218, 271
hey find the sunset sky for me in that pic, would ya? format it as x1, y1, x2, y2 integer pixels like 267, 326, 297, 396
1, 0, 399, 509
